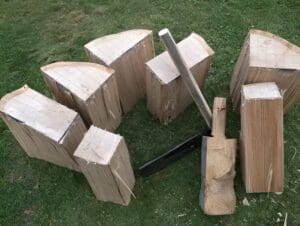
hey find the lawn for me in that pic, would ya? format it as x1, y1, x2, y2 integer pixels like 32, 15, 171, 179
0, 0, 299, 225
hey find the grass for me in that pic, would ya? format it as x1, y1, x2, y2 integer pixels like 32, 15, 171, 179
0, 0, 299, 225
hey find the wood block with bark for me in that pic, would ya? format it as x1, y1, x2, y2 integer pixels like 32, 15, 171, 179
230, 29, 300, 113
85, 29, 154, 113
240, 82, 284, 193
0, 85, 87, 171
74, 126, 135, 206
200, 97, 237, 215
41, 62, 122, 131
146, 32, 214, 123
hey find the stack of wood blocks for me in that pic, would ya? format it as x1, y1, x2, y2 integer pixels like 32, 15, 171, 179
0, 27, 299, 210
146, 32, 214, 123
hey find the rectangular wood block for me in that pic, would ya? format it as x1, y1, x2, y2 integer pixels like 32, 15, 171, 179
230, 29, 300, 113
41, 62, 122, 131
85, 29, 155, 113
0, 85, 87, 171
74, 126, 135, 206
241, 82, 284, 192
146, 32, 214, 123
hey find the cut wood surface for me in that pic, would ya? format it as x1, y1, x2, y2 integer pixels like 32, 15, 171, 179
0, 85, 87, 171
147, 30, 214, 124
230, 29, 300, 113
41, 62, 122, 131
240, 82, 284, 193
200, 97, 236, 215
74, 126, 135, 206
85, 29, 155, 113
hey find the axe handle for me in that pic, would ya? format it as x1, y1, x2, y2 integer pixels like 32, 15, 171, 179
159, 28, 212, 129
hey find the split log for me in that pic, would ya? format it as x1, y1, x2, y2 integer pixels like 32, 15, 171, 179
240, 82, 284, 193
230, 29, 300, 113
0, 85, 87, 171
85, 29, 154, 113
41, 62, 122, 131
146, 32, 214, 123
74, 126, 135, 206
200, 97, 236, 215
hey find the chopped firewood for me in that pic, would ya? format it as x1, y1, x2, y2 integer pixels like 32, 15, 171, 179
240, 82, 284, 192
200, 97, 237, 215
0, 85, 87, 171
85, 29, 154, 113
74, 126, 135, 206
41, 62, 122, 131
146, 32, 214, 123
230, 29, 300, 113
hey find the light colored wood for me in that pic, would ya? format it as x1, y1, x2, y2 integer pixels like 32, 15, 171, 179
85, 29, 155, 113
0, 85, 87, 171
158, 29, 212, 128
241, 82, 283, 193
74, 126, 135, 206
41, 62, 122, 131
147, 31, 214, 123
230, 29, 300, 113
200, 97, 236, 215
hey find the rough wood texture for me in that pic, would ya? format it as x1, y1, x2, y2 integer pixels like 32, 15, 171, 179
85, 29, 155, 113
240, 82, 284, 193
200, 97, 236, 215
0, 85, 87, 171
230, 29, 300, 113
41, 62, 122, 131
158, 29, 212, 128
146, 31, 214, 123
74, 126, 135, 206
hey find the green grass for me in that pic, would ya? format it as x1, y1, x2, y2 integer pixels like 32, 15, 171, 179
0, 0, 299, 225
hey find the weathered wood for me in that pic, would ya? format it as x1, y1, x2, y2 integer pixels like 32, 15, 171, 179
74, 126, 135, 206
200, 97, 236, 215
85, 29, 155, 113
230, 29, 300, 113
41, 62, 122, 131
158, 28, 212, 128
0, 85, 87, 171
240, 82, 284, 193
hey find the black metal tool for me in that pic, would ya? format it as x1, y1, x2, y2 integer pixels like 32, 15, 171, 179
139, 128, 211, 176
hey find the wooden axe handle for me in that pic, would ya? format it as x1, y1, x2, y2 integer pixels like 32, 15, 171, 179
158, 28, 212, 128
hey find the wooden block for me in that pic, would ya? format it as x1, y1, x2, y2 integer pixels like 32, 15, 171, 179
74, 126, 135, 206
230, 29, 300, 113
41, 62, 122, 131
200, 97, 236, 215
241, 82, 284, 193
0, 85, 87, 171
146, 32, 214, 123
85, 29, 154, 113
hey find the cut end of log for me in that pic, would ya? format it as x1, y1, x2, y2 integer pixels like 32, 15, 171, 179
84, 29, 153, 66
242, 82, 282, 100
158, 28, 170, 37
